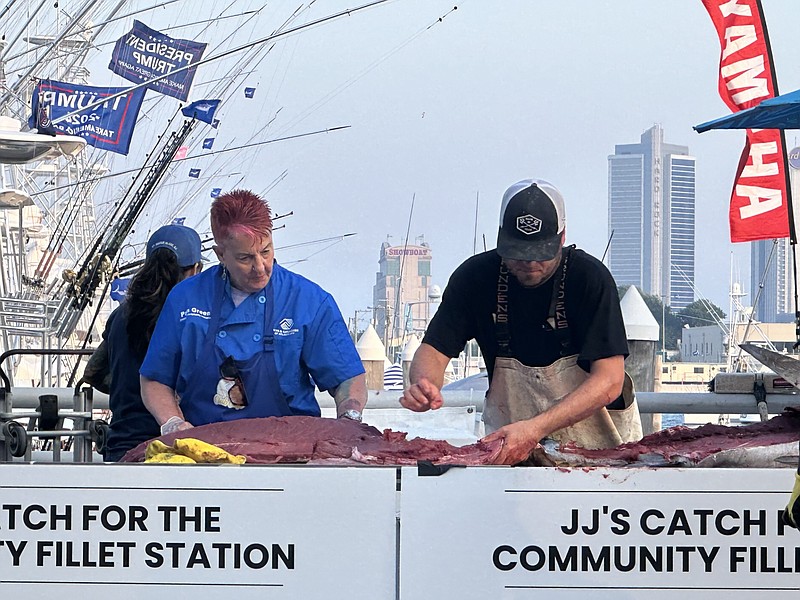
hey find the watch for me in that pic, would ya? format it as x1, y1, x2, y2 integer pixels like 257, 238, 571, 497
341, 409, 363, 422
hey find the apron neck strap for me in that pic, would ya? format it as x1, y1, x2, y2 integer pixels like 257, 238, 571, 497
495, 262, 512, 357
494, 245, 575, 358
546, 244, 574, 355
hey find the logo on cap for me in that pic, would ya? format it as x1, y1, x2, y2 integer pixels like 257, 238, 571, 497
516, 214, 541, 235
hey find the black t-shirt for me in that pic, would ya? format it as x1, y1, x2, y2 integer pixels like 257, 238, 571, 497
423, 249, 628, 381
103, 306, 160, 461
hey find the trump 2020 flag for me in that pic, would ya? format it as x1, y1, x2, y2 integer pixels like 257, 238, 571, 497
202, 137, 214, 150
28, 79, 145, 155
188, 168, 201, 178
109, 20, 207, 102
211, 188, 222, 198
181, 99, 220, 125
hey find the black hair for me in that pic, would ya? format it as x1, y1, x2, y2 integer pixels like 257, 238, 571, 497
124, 248, 194, 359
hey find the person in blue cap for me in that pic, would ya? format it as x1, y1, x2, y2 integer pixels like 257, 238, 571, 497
140, 189, 366, 434
97, 224, 203, 461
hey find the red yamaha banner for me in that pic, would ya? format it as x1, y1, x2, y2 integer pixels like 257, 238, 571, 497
701, 0, 792, 242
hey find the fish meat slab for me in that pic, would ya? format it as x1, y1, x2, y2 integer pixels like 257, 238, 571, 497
121, 415, 503, 465
533, 411, 800, 468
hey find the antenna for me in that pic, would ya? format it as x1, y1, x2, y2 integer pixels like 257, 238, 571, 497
472, 191, 479, 255
601, 229, 614, 263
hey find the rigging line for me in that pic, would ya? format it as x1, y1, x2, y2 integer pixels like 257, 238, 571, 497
281, 236, 351, 268
23, 126, 351, 200
1, 0, 185, 64
793, 241, 800, 349
723, 244, 779, 372
0, 0, 21, 23
601, 230, 614, 263
280, 233, 356, 251
426, 4, 458, 29
0, 0, 103, 104
267, 2, 460, 140
170, 6, 306, 185
0, 0, 48, 63
394, 192, 416, 352
472, 191, 479, 256
86, 11, 261, 54
151, 7, 293, 199
48, 0, 396, 126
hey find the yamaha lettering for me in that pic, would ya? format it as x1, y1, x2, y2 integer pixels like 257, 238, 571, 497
701, 0, 791, 241
109, 20, 207, 101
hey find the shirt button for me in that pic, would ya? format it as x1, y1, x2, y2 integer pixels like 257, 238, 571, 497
253, 333, 262, 342
218, 331, 227, 338
258, 296, 266, 304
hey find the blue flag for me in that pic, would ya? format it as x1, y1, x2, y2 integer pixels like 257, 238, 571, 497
110, 277, 130, 302
210, 188, 222, 198
202, 137, 214, 150
181, 99, 220, 125
211, 118, 220, 129
29, 80, 146, 155
244, 87, 256, 98
171, 217, 186, 225
189, 168, 201, 178
109, 20, 207, 102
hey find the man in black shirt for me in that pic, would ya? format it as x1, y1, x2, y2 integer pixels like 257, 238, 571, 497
401, 179, 641, 464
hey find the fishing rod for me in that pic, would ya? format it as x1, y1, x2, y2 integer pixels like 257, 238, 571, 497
65, 115, 197, 316
22, 126, 350, 200
47, 0, 396, 126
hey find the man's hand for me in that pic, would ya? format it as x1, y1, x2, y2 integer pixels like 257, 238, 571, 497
783, 472, 800, 530
400, 378, 444, 412
482, 420, 542, 465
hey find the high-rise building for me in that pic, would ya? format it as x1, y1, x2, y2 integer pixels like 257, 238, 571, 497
607, 124, 696, 309
372, 238, 433, 360
750, 238, 794, 322
749, 157, 800, 323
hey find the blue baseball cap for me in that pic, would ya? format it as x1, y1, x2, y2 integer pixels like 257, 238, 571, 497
146, 225, 202, 267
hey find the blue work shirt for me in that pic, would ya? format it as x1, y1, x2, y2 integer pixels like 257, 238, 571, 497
140, 262, 364, 416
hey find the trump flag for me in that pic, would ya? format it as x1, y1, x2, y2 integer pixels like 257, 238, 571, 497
109, 20, 207, 102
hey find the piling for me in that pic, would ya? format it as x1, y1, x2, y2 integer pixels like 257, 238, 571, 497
620, 286, 661, 435
356, 324, 387, 390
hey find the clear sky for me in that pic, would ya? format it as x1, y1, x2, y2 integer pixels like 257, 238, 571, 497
82, 0, 800, 327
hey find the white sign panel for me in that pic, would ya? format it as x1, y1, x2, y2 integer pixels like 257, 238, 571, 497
400, 467, 800, 599
0, 464, 397, 599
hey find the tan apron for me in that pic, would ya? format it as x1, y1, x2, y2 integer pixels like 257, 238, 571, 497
483, 354, 642, 449
487, 247, 642, 450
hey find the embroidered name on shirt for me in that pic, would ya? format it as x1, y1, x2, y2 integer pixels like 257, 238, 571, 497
179, 306, 212, 321
273, 317, 299, 337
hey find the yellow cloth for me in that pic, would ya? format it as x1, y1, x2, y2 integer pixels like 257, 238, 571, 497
785, 472, 800, 529
144, 438, 246, 464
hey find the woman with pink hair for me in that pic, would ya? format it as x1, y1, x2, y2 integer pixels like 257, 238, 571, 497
140, 189, 366, 432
